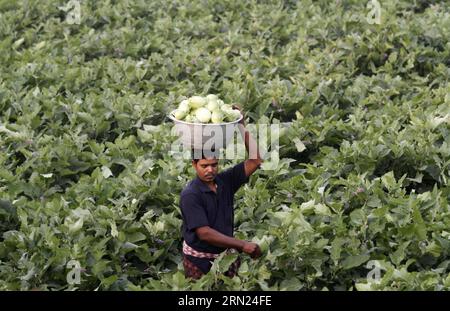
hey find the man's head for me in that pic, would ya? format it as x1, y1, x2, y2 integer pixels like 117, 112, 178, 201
191, 149, 219, 182
192, 158, 219, 182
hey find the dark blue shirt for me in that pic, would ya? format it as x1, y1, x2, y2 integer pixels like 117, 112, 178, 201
180, 161, 249, 273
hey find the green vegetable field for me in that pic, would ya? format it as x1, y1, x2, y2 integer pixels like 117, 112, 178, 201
1, 0, 449, 291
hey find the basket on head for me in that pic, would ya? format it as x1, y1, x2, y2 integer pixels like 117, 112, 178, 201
168, 110, 243, 150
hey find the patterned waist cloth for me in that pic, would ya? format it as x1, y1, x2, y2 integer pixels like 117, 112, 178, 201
182, 240, 238, 258
182, 240, 240, 279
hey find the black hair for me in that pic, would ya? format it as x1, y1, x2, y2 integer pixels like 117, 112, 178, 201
191, 148, 219, 162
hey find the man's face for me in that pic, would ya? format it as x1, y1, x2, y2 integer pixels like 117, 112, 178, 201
192, 158, 219, 182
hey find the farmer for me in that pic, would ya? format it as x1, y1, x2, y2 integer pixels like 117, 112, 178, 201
179, 107, 263, 279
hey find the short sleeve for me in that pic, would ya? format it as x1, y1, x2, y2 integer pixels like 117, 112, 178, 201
219, 161, 249, 194
180, 193, 209, 230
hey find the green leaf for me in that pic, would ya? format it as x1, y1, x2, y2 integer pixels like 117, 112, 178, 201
341, 254, 370, 270
126, 232, 147, 243
381, 171, 396, 191
217, 253, 239, 274
350, 209, 366, 226
280, 277, 303, 291
67, 218, 84, 233
355, 283, 374, 291
293, 138, 306, 153
109, 220, 118, 238
314, 203, 331, 216
412, 205, 427, 240
389, 241, 410, 266
330, 237, 346, 264
101, 166, 113, 178
101, 275, 118, 288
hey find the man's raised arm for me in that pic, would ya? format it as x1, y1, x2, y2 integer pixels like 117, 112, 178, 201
233, 105, 263, 178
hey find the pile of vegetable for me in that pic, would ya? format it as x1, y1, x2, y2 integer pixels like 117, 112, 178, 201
173, 95, 241, 124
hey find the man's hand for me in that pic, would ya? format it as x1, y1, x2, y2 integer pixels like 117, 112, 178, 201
242, 241, 262, 259
231, 104, 262, 177
196, 227, 262, 259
